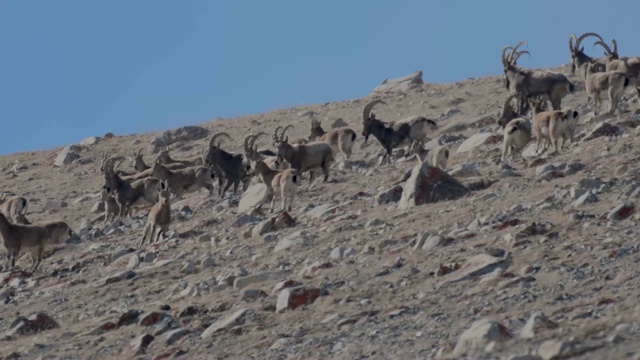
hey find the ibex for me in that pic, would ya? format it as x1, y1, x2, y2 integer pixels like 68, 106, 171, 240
502, 41, 575, 114
244, 132, 282, 172
129, 148, 150, 173
0, 194, 29, 224
406, 140, 449, 170
273, 124, 334, 183
0, 212, 50, 272
102, 157, 164, 218
270, 169, 300, 213
594, 38, 640, 100
361, 99, 438, 165
156, 147, 204, 168
150, 156, 216, 198
203, 132, 251, 197
584, 61, 631, 115
308, 117, 357, 160
140, 180, 172, 247
568, 32, 607, 80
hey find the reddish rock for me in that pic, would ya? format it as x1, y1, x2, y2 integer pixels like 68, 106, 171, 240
607, 202, 635, 221
273, 211, 295, 230
139, 312, 173, 327
8, 313, 59, 336
91, 321, 118, 335
399, 162, 468, 209
276, 286, 326, 312
271, 280, 303, 295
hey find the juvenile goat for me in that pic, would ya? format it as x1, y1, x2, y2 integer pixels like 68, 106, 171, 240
0, 213, 50, 272
530, 97, 580, 154
407, 140, 449, 170
584, 61, 631, 115
498, 94, 532, 162
270, 169, 300, 213
140, 181, 172, 247
308, 117, 357, 160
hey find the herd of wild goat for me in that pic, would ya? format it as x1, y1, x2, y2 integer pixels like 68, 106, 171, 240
0, 32, 639, 273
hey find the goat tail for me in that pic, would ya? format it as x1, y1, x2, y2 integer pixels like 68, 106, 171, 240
507, 123, 519, 135
623, 77, 630, 88
568, 82, 576, 93
350, 130, 356, 142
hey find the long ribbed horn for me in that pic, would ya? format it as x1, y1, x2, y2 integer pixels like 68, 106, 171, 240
273, 126, 283, 144
250, 132, 267, 150
502, 93, 518, 114
575, 32, 603, 50
362, 99, 386, 122
593, 40, 612, 55
280, 124, 294, 142
611, 39, 618, 56
243, 134, 254, 155
501, 45, 512, 67
210, 132, 231, 147
511, 50, 530, 64
507, 41, 527, 64
568, 33, 577, 52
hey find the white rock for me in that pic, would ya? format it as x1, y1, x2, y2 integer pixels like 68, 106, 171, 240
237, 184, 269, 215
453, 318, 513, 356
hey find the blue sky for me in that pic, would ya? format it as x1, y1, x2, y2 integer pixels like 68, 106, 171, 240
0, 0, 637, 155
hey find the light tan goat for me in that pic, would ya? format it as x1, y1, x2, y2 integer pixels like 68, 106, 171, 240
530, 98, 580, 154
584, 61, 631, 115
407, 140, 449, 170
140, 181, 172, 247
0, 212, 50, 272
0, 194, 28, 224
499, 94, 532, 162
101, 188, 120, 224
308, 117, 357, 160
270, 169, 301, 213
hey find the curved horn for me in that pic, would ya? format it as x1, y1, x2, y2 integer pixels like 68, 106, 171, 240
250, 132, 267, 150
210, 132, 231, 147
575, 32, 603, 50
568, 33, 577, 52
501, 45, 512, 67
507, 41, 527, 64
502, 93, 518, 114
593, 40, 612, 55
362, 99, 386, 122
243, 134, 255, 155
273, 126, 283, 143
611, 39, 618, 56
113, 158, 125, 171
511, 50, 531, 64
280, 125, 294, 142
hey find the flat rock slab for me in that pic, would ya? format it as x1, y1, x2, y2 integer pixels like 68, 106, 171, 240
437, 254, 508, 287
457, 132, 501, 153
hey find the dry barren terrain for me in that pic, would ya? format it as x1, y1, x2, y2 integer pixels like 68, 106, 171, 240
1, 64, 640, 360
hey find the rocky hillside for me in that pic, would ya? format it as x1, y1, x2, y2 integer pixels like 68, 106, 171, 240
1, 65, 640, 360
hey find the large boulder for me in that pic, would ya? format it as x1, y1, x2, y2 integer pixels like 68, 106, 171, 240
372, 70, 424, 94
148, 126, 210, 154
399, 162, 468, 209
54, 146, 81, 167
237, 184, 269, 215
